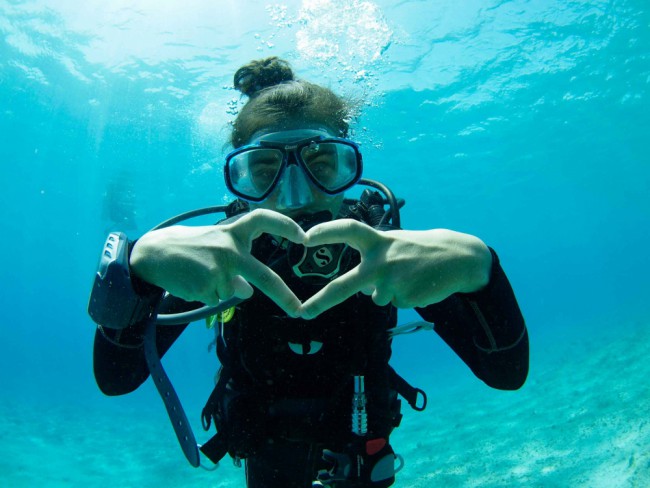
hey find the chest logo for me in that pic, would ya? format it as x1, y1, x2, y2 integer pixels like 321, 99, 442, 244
313, 247, 333, 267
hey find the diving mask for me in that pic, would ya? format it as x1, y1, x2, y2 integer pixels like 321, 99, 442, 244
224, 129, 363, 207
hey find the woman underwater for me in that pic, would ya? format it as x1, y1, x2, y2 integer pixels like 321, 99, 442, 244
90, 56, 529, 487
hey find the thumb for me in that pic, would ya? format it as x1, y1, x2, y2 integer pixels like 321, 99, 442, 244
371, 287, 393, 307
231, 275, 254, 300
361, 285, 375, 296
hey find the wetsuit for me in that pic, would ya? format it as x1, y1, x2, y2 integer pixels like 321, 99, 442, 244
93, 219, 528, 488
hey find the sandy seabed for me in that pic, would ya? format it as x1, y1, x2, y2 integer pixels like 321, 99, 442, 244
1, 322, 648, 488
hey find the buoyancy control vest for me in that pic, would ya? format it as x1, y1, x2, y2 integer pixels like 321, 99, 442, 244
199, 190, 421, 465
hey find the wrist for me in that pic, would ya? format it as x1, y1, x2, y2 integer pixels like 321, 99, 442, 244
129, 235, 152, 280
88, 232, 163, 330
129, 230, 169, 284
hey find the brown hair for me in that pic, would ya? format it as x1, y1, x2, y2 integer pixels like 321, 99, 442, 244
230, 57, 352, 147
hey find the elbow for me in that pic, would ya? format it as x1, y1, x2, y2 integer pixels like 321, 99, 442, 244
478, 330, 530, 391
93, 328, 150, 397
93, 353, 148, 397
482, 360, 529, 391
96, 380, 132, 397
94, 368, 143, 396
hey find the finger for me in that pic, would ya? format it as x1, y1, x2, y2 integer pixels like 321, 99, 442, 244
371, 287, 393, 307
231, 275, 254, 300
304, 219, 378, 252
239, 257, 302, 317
195, 291, 221, 307
234, 209, 306, 244
301, 266, 371, 320
165, 282, 220, 307
214, 274, 235, 301
361, 285, 375, 296
391, 296, 419, 309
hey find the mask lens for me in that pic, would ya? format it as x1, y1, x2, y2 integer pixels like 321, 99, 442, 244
300, 142, 359, 193
227, 148, 284, 200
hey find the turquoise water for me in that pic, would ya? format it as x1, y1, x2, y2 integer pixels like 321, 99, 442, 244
1, 0, 649, 486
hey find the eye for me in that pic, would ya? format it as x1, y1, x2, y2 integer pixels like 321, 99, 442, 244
309, 159, 335, 177
249, 151, 282, 190
249, 162, 277, 187
302, 144, 337, 182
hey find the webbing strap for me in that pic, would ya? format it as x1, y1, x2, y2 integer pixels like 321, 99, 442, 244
198, 368, 232, 464
199, 432, 229, 464
388, 366, 427, 412
143, 316, 200, 467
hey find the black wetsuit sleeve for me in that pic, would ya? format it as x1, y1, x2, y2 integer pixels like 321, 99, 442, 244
92, 243, 195, 396
415, 247, 529, 390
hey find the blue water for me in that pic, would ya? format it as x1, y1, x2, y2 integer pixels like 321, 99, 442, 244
1, 0, 649, 486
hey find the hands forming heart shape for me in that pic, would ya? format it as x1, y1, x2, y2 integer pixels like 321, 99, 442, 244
130, 209, 492, 320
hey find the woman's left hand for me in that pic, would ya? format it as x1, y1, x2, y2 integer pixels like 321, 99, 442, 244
299, 220, 493, 319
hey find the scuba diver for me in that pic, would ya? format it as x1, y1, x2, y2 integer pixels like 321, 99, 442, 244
102, 170, 138, 233
89, 57, 529, 487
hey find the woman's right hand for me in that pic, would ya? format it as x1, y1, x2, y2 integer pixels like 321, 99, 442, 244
129, 209, 306, 317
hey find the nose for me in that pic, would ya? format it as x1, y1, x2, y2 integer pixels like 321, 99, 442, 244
275, 164, 314, 210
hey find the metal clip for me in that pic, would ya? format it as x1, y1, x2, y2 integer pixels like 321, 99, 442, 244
387, 321, 434, 338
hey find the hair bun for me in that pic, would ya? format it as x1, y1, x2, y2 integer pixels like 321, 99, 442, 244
233, 57, 295, 98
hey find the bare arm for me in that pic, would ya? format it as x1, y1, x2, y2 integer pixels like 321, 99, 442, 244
300, 220, 493, 318
130, 209, 307, 317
